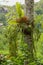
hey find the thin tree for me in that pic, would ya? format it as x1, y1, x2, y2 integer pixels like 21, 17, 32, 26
23, 0, 35, 64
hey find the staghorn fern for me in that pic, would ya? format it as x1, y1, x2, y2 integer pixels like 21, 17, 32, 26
16, 2, 24, 18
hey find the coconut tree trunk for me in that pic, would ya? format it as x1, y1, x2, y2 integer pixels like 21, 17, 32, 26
24, 0, 34, 64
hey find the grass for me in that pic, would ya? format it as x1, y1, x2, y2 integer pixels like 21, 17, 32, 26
0, 50, 9, 54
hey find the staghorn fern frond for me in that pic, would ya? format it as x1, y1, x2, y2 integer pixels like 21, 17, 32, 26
16, 2, 24, 18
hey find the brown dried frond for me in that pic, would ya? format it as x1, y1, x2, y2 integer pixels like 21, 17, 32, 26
16, 16, 29, 24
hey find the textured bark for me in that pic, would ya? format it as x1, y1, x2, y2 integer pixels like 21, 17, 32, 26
24, 0, 34, 64
25, 0, 34, 21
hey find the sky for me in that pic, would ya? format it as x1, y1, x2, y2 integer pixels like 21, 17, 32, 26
0, 0, 40, 6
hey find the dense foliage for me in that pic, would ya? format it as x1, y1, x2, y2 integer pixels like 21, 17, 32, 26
0, 0, 43, 65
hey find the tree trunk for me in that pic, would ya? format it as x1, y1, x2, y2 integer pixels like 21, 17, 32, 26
24, 0, 34, 64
